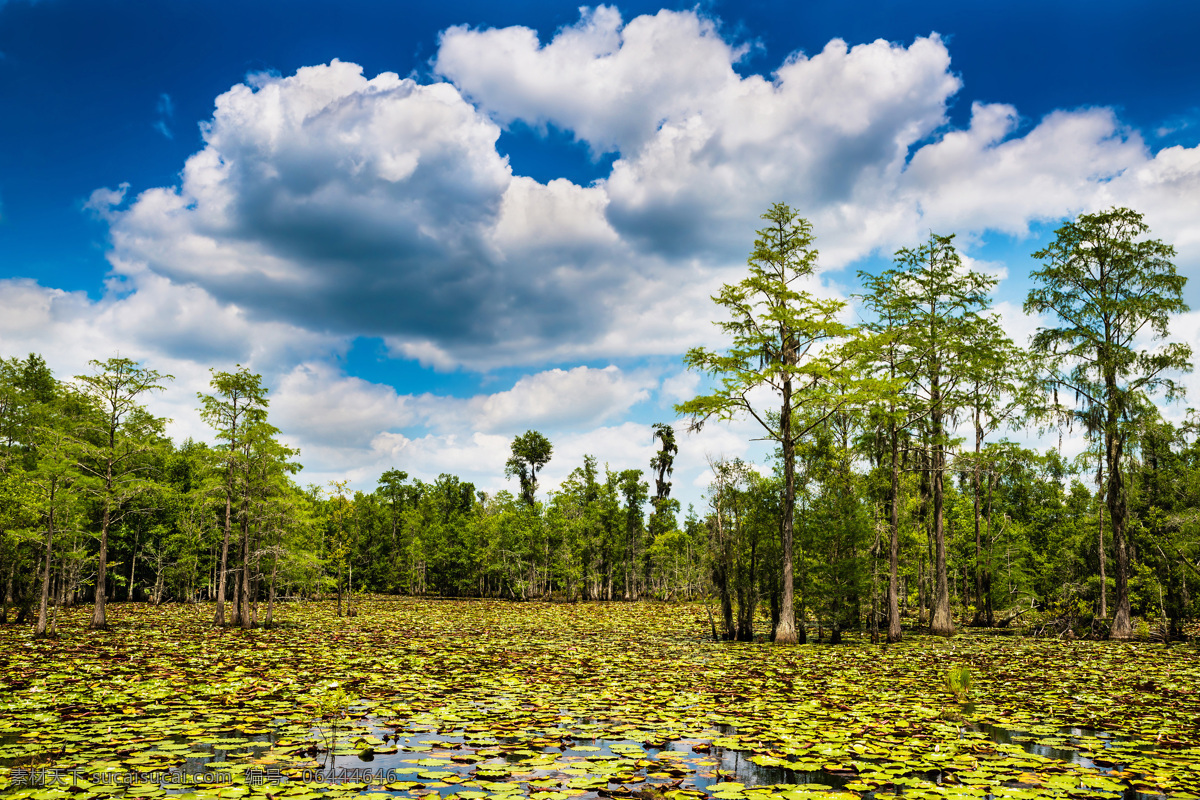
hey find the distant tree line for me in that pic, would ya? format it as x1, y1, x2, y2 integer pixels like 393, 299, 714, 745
0, 357, 709, 635
0, 206, 1197, 642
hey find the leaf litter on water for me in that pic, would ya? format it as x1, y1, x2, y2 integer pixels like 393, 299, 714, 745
0, 600, 1198, 800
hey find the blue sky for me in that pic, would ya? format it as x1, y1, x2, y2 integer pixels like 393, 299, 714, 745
2, 0, 1200, 510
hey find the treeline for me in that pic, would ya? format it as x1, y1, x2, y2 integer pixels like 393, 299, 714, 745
0, 358, 711, 634
2, 206, 1199, 643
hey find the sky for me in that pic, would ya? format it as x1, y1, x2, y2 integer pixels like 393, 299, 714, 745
2, 0, 1200, 513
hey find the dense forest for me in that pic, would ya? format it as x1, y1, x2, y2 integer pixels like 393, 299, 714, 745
2, 206, 1198, 644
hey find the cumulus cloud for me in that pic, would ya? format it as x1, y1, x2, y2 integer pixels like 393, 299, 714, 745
272, 362, 415, 447
659, 370, 700, 405
273, 363, 654, 445
99, 59, 670, 369
460, 365, 653, 432
900, 104, 1146, 236
0, 268, 675, 498
30, 4, 1199, 509
260, 361, 665, 491
436, 6, 746, 155
1100, 143, 1200, 273
439, 7, 1200, 276
0, 274, 343, 448
83, 183, 129, 222
86, 8, 1200, 374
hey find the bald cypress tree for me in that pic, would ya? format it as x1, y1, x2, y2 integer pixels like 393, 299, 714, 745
75, 357, 172, 629
677, 203, 857, 644
1025, 207, 1191, 640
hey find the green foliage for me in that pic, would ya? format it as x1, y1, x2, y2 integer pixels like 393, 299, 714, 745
72, 357, 173, 628
1026, 208, 1192, 639
675, 203, 856, 441
678, 203, 864, 644
648, 423, 679, 547
307, 679, 357, 758
945, 665, 972, 702
505, 430, 553, 507
704, 458, 779, 640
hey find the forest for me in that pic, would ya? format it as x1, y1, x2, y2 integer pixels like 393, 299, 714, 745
1, 205, 1198, 647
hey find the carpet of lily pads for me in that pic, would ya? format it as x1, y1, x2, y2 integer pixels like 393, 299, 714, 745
2, 599, 1199, 800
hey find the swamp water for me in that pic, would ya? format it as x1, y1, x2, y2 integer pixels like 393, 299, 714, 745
152, 712, 1173, 800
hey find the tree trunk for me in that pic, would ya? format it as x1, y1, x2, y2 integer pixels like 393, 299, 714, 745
252, 519, 264, 622
929, 387, 954, 637
917, 551, 925, 627
239, 497, 252, 629
984, 470, 996, 626
971, 415, 985, 626
870, 529, 879, 645
776, 370, 800, 644
887, 417, 902, 642
127, 529, 138, 603
35, 498, 55, 638
266, 550, 277, 628
215, 496, 232, 626
336, 559, 343, 616
711, 513, 735, 639
4, 558, 16, 623
91, 459, 113, 630
1098, 473, 1107, 619
1107, 427, 1132, 639
626, 529, 634, 601
51, 567, 61, 635
64, 542, 78, 608
57, 564, 67, 610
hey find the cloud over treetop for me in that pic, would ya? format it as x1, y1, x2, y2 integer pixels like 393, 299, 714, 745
88, 7, 1200, 374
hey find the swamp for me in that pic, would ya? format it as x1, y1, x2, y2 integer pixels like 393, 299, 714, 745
4, 209, 1200, 800
2, 599, 1198, 800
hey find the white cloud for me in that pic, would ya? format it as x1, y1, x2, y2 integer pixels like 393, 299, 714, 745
0, 274, 343, 450
462, 365, 653, 432
994, 299, 1045, 351
1103, 143, 1200, 274
1160, 310, 1200, 425
597, 34, 961, 262
257, 362, 664, 494
900, 104, 1147, 236
540, 421, 660, 487
491, 176, 618, 254
436, 6, 746, 155
83, 183, 129, 223
80, 9, 1200, 375
273, 362, 414, 447
960, 253, 1009, 286
105, 60, 518, 347
659, 370, 700, 405
11, 4, 1200, 511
